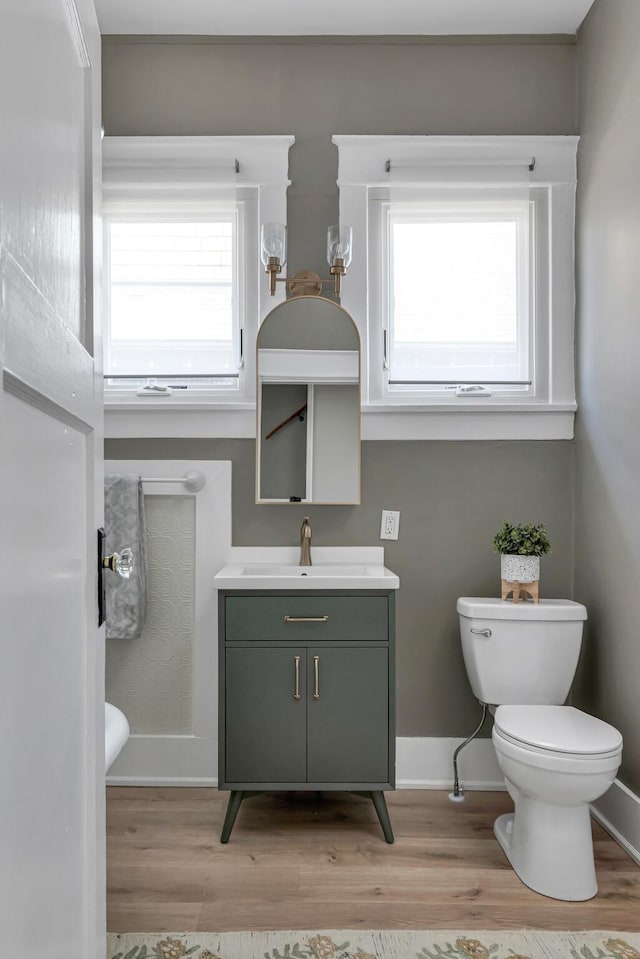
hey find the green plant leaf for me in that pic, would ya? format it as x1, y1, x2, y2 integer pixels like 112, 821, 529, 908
492, 521, 551, 556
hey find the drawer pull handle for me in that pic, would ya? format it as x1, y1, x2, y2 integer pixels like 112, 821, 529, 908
313, 655, 320, 700
471, 627, 492, 638
294, 655, 301, 701
284, 615, 329, 623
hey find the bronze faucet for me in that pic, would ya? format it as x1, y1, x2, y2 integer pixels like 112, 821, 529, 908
300, 516, 312, 566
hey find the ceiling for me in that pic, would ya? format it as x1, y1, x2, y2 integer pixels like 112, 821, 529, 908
96, 0, 596, 37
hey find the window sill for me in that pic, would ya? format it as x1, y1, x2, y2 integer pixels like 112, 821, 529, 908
104, 398, 575, 441
104, 401, 256, 439
104, 393, 253, 411
361, 403, 576, 440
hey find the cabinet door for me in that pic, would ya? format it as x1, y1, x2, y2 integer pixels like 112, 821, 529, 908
306, 647, 389, 784
225, 647, 306, 784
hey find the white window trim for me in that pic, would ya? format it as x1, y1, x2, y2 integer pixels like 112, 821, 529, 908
334, 135, 578, 440
102, 135, 293, 439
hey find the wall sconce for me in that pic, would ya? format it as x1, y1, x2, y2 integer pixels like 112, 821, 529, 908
261, 222, 353, 298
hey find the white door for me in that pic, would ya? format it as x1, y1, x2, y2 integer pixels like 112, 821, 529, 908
0, 2, 105, 956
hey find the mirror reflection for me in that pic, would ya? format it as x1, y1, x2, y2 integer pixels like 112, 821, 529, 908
256, 297, 360, 505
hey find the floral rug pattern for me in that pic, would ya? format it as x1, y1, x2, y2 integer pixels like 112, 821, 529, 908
107, 930, 640, 959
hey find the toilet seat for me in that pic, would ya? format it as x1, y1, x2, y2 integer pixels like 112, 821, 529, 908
494, 705, 622, 757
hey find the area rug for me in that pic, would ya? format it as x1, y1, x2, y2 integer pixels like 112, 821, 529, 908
107, 929, 640, 959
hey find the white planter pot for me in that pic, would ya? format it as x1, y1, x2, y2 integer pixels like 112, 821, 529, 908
501, 554, 540, 583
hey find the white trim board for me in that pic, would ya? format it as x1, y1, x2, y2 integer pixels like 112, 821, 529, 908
106, 734, 217, 786
107, 735, 506, 789
396, 736, 504, 790
592, 779, 640, 868
361, 408, 575, 441
105, 459, 232, 783
103, 407, 576, 441
104, 407, 256, 438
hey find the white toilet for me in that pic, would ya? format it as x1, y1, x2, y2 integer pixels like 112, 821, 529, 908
457, 597, 622, 901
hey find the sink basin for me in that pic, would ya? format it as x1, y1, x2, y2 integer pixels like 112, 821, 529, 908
214, 560, 399, 590
241, 564, 371, 577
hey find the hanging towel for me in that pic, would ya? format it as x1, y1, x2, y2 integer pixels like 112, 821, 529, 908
104, 474, 147, 639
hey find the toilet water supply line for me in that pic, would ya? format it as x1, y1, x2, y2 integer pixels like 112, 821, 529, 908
449, 701, 489, 802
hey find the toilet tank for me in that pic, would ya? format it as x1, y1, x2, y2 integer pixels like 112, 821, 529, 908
457, 598, 587, 705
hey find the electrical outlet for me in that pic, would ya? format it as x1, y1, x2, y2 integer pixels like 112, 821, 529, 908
380, 509, 400, 541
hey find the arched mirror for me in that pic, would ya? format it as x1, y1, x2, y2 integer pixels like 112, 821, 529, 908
256, 296, 360, 504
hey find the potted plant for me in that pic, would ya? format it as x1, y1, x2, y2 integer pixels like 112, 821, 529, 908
492, 521, 551, 586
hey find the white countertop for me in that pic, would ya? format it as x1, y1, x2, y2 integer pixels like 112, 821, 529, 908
214, 547, 400, 590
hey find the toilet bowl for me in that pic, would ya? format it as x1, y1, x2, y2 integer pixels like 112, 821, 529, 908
457, 598, 623, 901
105, 702, 130, 773
492, 705, 622, 901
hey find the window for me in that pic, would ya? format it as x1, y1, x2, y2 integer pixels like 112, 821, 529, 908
386, 199, 531, 393
334, 136, 578, 440
102, 135, 293, 418
105, 215, 240, 383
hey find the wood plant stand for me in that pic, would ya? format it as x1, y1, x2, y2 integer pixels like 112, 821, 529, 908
501, 579, 539, 603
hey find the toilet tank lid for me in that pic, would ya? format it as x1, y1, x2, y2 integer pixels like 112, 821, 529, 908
456, 597, 588, 621
494, 705, 622, 755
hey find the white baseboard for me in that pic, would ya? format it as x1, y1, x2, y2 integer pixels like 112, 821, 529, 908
591, 778, 640, 867
106, 734, 217, 787
396, 736, 505, 790
107, 735, 505, 791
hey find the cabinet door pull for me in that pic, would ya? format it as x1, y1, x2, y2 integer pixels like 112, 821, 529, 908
294, 655, 301, 701
284, 615, 329, 623
313, 655, 320, 700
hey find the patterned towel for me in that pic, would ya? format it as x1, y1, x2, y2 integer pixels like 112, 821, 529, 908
104, 474, 147, 639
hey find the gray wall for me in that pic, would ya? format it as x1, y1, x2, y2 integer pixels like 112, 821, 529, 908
102, 37, 577, 273
103, 37, 578, 738
575, 1, 640, 792
106, 438, 575, 736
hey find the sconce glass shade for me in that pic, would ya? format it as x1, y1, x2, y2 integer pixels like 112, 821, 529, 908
327, 224, 353, 268
261, 222, 287, 267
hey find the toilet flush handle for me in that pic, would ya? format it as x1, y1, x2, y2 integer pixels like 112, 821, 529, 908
471, 627, 492, 637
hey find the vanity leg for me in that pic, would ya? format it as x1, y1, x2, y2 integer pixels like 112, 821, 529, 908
370, 790, 394, 844
220, 790, 244, 843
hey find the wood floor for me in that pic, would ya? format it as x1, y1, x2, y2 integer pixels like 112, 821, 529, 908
107, 787, 640, 933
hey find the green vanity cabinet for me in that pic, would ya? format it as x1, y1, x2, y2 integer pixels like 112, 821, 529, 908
218, 589, 396, 843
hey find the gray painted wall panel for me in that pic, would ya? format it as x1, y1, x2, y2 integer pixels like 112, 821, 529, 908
575, 0, 640, 792
103, 36, 577, 739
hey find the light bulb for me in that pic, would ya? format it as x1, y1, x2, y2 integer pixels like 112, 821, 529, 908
261, 223, 287, 267
327, 225, 353, 267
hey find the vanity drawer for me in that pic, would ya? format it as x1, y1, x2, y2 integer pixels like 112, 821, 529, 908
225, 595, 389, 642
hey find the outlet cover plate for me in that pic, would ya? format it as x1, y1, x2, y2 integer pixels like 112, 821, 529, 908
380, 509, 400, 540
